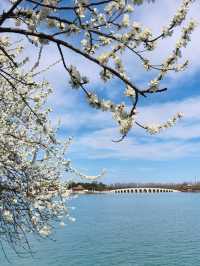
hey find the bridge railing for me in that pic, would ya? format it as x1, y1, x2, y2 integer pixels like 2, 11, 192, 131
110, 188, 179, 194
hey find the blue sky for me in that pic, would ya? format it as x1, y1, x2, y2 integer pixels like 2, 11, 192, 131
2, 0, 200, 184
46, 0, 200, 184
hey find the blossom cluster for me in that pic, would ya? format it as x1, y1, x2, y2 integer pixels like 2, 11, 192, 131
0, 37, 100, 250
0, 40, 69, 243
145, 112, 184, 135
149, 18, 197, 92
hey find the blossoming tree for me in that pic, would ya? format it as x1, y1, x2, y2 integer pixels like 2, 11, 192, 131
0, 0, 196, 254
0, 0, 196, 139
0, 36, 103, 255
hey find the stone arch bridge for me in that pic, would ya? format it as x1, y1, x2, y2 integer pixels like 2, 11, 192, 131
111, 188, 179, 194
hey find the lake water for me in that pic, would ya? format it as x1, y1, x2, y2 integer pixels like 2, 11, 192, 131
1, 193, 200, 266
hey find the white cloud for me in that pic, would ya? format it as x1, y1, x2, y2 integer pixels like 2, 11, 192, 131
66, 95, 200, 161
138, 96, 200, 123
71, 127, 200, 161
50, 109, 113, 131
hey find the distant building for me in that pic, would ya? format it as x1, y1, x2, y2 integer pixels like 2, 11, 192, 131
186, 184, 192, 192
72, 185, 87, 194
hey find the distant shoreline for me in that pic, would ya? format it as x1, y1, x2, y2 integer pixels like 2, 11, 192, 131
68, 181, 200, 194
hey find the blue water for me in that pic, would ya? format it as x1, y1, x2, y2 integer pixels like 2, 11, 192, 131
1, 193, 200, 266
